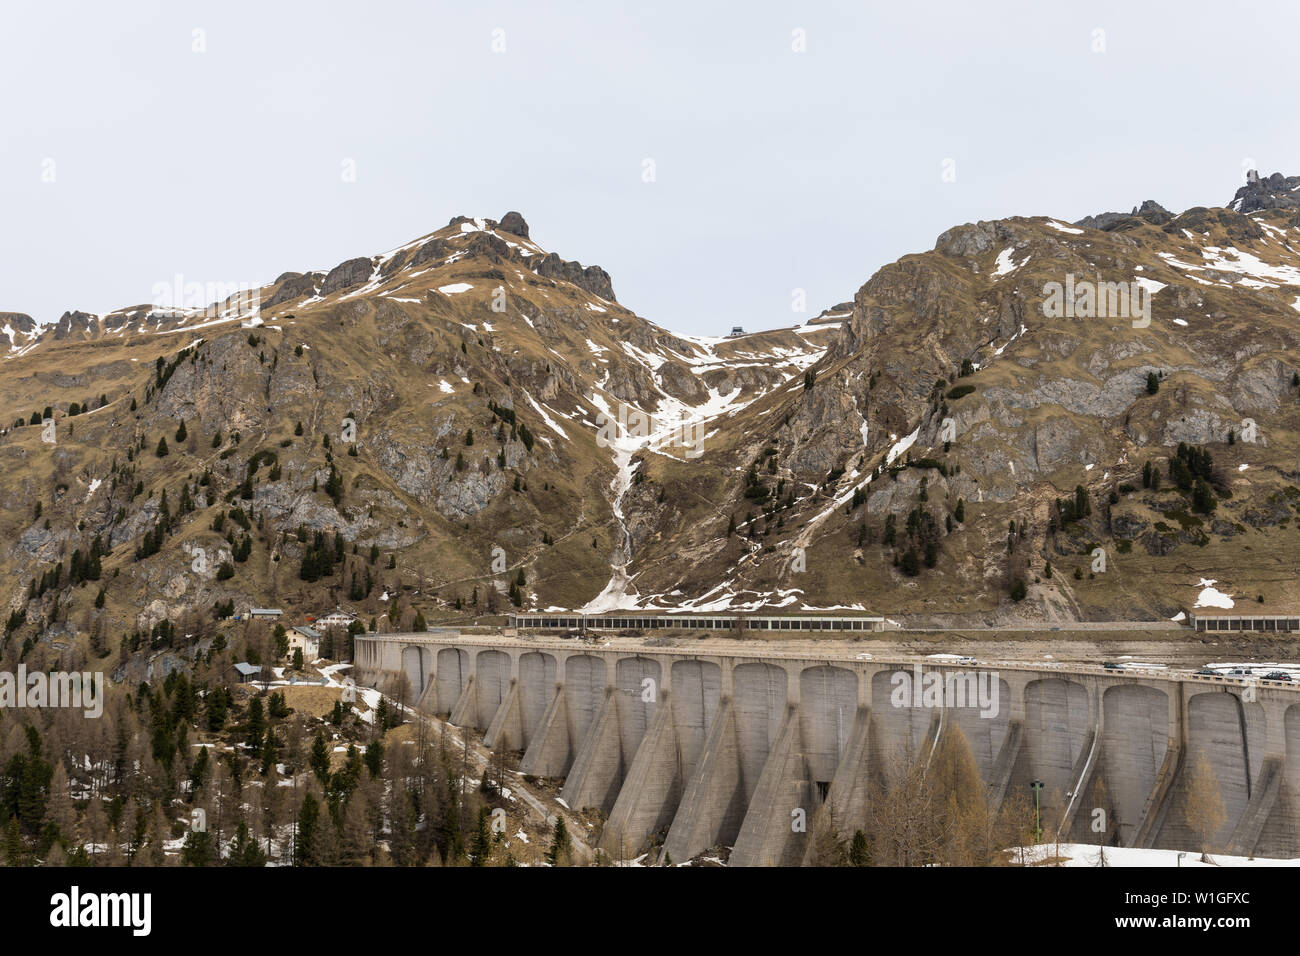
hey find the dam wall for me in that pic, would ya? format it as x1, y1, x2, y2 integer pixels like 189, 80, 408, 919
355, 633, 1300, 864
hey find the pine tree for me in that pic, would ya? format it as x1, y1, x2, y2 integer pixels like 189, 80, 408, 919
849, 829, 870, 866
189, 745, 210, 798
228, 820, 266, 867
246, 697, 265, 748
364, 738, 384, 778
1192, 478, 1218, 515
260, 729, 277, 776
181, 827, 214, 866
547, 816, 573, 866
155, 436, 169, 457
471, 806, 493, 865
295, 793, 320, 866
3, 816, 22, 866
310, 731, 331, 784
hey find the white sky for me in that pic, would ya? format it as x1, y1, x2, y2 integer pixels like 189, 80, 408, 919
2, 0, 1298, 336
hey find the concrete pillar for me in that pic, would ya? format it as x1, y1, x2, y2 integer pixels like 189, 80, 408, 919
518, 652, 558, 750
987, 720, 1023, 815
519, 684, 570, 777
1019, 676, 1091, 830
561, 688, 624, 813
484, 680, 522, 750
602, 689, 682, 860
435, 647, 469, 718
1100, 680, 1167, 845
1052, 677, 1108, 842
449, 675, 478, 728
822, 706, 873, 836
1131, 680, 1183, 847
1227, 757, 1283, 855
730, 705, 810, 866
661, 699, 744, 864
475, 650, 511, 731
1257, 699, 1300, 857
1155, 686, 1250, 851
414, 674, 438, 714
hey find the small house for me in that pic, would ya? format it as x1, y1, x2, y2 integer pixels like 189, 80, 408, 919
289, 626, 321, 660
231, 661, 264, 684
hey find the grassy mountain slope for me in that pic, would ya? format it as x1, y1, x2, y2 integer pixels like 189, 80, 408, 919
3, 180, 1299, 646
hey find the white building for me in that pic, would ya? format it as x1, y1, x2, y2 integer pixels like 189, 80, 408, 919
288, 626, 321, 660
314, 608, 357, 630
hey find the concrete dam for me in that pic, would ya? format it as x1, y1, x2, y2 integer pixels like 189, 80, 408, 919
354, 633, 1300, 864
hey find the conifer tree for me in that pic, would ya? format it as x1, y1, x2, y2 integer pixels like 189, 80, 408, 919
471, 806, 493, 865
547, 815, 573, 866
310, 730, 331, 784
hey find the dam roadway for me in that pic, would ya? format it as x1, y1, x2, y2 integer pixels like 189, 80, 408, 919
354, 631, 1300, 864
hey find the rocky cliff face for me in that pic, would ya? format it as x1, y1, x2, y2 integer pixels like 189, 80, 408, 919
2, 181, 1298, 641
1074, 200, 1174, 231
1230, 171, 1300, 214
1, 313, 38, 354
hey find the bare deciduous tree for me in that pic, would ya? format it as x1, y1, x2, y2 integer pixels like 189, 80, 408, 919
1182, 750, 1226, 862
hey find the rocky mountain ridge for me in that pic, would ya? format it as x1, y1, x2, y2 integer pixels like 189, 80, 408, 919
2, 175, 1298, 647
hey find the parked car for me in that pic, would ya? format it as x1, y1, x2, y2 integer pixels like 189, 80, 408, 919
1194, 667, 1219, 676
1263, 671, 1292, 682
1102, 661, 1124, 670
1227, 667, 1254, 676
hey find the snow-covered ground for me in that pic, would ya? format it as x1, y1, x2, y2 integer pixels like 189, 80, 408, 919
1194, 579, 1235, 609
1014, 843, 1300, 867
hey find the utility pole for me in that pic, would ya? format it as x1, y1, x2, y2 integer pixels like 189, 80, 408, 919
1030, 780, 1045, 844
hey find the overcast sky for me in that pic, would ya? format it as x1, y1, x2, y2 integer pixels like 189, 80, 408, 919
3, 0, 1297, 336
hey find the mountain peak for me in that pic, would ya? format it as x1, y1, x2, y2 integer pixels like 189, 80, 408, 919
1230, 170, 1300, 214
499, 211, 529, 239
1073, 200, 1173, 231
